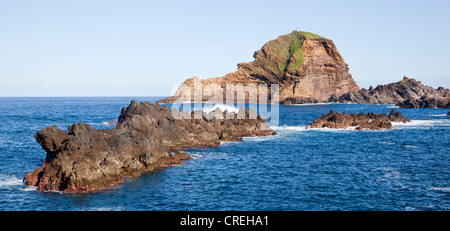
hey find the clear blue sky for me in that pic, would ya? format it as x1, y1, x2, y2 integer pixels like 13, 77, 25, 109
1, 0, 449, 96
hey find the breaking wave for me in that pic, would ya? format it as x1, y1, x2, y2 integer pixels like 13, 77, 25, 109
429, 187, 450, 192
0, 174, 22, 188
270, 125, 307, 131
392, 119, 450, 129
201, 104, 241, 113
291, 103, 333, 106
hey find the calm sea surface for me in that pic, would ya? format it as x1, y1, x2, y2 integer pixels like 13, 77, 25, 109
0, 97, 448, 211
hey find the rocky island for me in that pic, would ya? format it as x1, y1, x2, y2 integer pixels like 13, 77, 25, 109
157, 30, 360, 104
333, 76, 450, 108
24, 100, 276, 192
158, 30, 449, 109
307, 110, 410, 130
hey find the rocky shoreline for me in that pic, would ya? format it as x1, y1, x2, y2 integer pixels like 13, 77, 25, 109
332, 77, 450, 108
306, 110, 410, 130
24, 100, 276, 192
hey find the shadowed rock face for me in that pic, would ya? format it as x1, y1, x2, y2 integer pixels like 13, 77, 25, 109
24, 100, 276, 192
157, 31, 359, 104
306, 110, 410, 130
333, 78, 450, 108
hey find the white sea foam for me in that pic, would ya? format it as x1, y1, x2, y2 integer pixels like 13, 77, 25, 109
0, 174, 23, 188
0, 174, 39, 192
201, 104, 241, 113
189, 153, 204, 160
430, 114, 448, 117
220, 141, 239, 146
291, 103, 333, 106
270, 125, 307, 131
429, 187, 450, 192
375, 167, 402, 182
242, 135, 278, 142
380, 142, 396, 145
306, 126, 361, 132
101, 122, 117, 126
392, 119, 449, 129
22, 186, 38, 191
88, 122, 115, 126
405, 145, 419, 149
386, 105, 400, 109
87, 206, 124, 211
270, 125, 363, 133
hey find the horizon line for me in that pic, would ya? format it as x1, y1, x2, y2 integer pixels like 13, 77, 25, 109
0, 95, 169, 98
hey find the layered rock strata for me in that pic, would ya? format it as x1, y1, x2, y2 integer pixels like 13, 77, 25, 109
157, 31, 359, 104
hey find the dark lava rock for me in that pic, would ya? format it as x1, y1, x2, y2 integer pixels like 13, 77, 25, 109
306, 109, 410, 130
332, 78, 450, 108
24, 100, 276, 192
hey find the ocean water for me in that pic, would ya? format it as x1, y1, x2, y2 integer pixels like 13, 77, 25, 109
0, 97, 449, 211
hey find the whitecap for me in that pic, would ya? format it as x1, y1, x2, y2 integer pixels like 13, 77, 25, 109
430, 114, 448, 117
22, 186, 38, 191
386, 105, 400, 109
0, 174, 23, 188
88, 122, 115, 126
243, 135, 278, 142
392, 119, 449, 129
271, 125, 371, 133
189, 153, 204, 160
201, 103, 241, 113
270, 125, 307, 131
404, 145, 419, 149
305, 126, 360, 132
291, 103, 333, 106
429, 187, 450, 192
87, 206, 124, 211
220, 141, 238, 146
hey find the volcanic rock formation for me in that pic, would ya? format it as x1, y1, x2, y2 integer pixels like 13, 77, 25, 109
157, 31, 359, 104
306, 110, 410, 130
24, 100, 275, 192
333, 77, 450, 108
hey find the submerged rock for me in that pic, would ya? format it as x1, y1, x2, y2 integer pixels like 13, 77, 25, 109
24, 101, 276, 192
306, 110, 410, 130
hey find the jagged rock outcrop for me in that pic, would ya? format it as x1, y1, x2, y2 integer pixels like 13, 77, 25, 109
157, 31, 359, 104
306, 110, 410, 130
333, 77, 450, 108
24, 100, 275, 192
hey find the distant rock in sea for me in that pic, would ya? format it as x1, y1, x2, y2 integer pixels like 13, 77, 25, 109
332, 77, 450, 108
157, 30, 359, 104
306, 110, 410, 130
24, 100, 276, 192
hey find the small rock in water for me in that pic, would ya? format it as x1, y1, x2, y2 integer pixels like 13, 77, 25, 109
306, 109, 410, 130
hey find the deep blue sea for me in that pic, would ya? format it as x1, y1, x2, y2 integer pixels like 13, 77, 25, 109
0, 97, 449, 211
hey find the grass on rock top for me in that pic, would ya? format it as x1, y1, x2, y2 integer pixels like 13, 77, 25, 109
266, 31, 327, 74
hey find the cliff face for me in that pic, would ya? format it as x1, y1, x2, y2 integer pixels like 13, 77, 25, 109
24, 101, 275, 192
157, 31, 359, 104
334, 77, 450, 108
